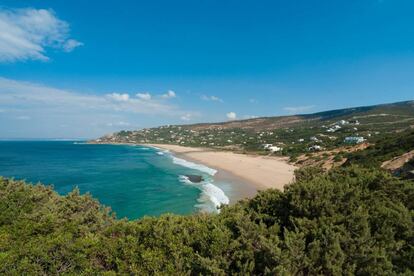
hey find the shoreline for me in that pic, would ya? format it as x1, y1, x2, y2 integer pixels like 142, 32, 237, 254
166, 147, 259, 202
90, 142, 297, 203
148, 144, 297, 199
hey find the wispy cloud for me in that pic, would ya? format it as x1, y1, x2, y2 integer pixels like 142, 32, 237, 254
0, 77, 196, 138
136, 92, 151, 101
107, 93, 130, 102
106, 121, 130, 127
201, 95, 223, 103
0, 7, 82, 62
180, 113, 194, 121
243, 115, 258, 119
62, 39, 83, 52
16, 115, 31, 120
161, 90, 176, 99
283, 105, 315, 114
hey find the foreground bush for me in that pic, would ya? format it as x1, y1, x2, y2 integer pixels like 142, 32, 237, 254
0, 166, 413, 274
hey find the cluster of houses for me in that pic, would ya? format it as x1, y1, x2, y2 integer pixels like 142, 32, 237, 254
325, 119, 360, 133
96, 116, 371, 157
105, 126, 252, 148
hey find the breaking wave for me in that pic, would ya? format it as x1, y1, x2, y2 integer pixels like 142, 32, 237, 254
172, 156, 217, 176
178, 175, 229, 213
148, 146, 228, 213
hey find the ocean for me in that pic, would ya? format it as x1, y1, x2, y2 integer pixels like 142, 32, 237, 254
0, 141, 230, 219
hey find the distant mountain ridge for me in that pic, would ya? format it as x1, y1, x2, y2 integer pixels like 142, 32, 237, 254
183, 100, 414, 131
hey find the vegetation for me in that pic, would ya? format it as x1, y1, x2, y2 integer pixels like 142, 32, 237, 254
345, 129, 414, 168
93, 100, 414, 157
1, 166, 414, 274
3, 101, 414, 273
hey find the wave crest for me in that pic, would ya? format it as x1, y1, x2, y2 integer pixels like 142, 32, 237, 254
178, 175, 229, 213
172, 157, 217, 176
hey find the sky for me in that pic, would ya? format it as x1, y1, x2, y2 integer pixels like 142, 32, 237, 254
0, 0, 413, 139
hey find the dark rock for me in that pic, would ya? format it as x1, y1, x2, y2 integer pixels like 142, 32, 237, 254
185, 175, 203, 183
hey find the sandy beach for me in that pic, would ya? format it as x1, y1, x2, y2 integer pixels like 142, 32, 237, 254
149, 144, 297, 195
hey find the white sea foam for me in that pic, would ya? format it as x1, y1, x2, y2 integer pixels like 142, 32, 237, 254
155, 148, 170, 156
172, 156, 217, 176
178, 175, 193, 185
146, 145, 163, 151
156, 149, 227, 212
178, 175, 229, 213
200, 182, 230, 208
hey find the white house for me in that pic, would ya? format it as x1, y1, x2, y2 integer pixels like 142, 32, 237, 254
310, 136, 321, 143
344, 137, 365, 144
268, 146, 283, 153
327, 125, 342, 133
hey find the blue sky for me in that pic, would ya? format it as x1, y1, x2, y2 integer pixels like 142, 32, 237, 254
0, 0, 413, 138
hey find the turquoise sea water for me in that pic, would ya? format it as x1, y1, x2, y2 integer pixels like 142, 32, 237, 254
0, 141, 229, 219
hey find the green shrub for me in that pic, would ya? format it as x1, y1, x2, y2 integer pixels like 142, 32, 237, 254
333, 154, 343, 162
345, 129, 414, 167
1, 166, 413, 274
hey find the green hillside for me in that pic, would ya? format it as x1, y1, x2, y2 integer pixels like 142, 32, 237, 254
93, 100, 414, 157
345, 129, 414, 168
1, 166, 414, 274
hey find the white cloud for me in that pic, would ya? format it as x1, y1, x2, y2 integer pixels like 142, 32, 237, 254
107, 93, 130, 102
249, 98, 258, 104
0, 79, 178, 115
226, 112, 237, 120
283, 105, 315, 114
0, 8, 82, 62
161, 90, 176, 99
0, 77, 196, 138
201, 95, 223, 103
136, 92, 151, 101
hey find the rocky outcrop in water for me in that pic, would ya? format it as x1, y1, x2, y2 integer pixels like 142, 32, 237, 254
185, 175, 203, 183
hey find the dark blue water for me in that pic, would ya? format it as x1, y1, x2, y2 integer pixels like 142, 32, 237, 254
0, 141, 221, 219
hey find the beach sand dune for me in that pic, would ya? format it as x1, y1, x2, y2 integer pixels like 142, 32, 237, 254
150, 144, 297, 192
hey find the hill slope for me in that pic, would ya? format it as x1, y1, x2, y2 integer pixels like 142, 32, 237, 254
92, 100, 414, 157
